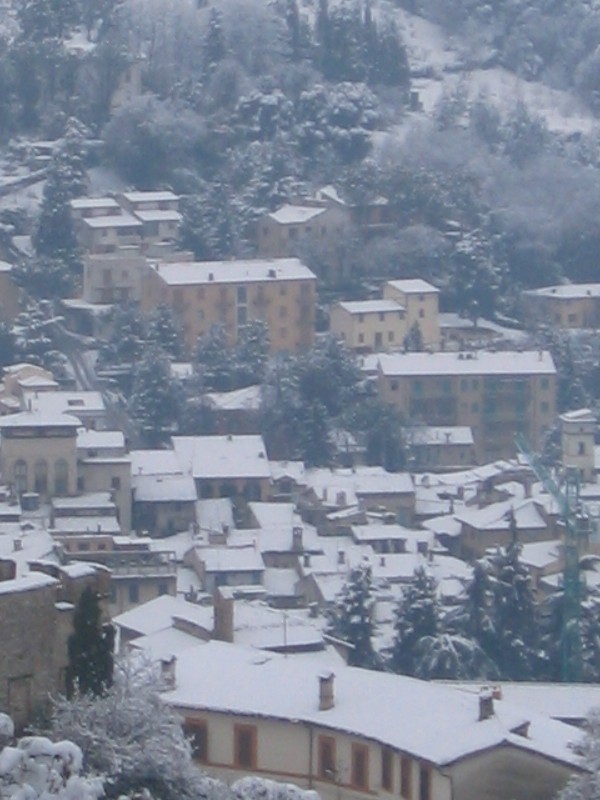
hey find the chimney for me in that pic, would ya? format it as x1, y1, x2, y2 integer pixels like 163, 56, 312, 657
160, 656, 176, 689
213, 586, 234, 643
319, 672, 335, 711
292, 526, 303, 551
479, 687, 494, 721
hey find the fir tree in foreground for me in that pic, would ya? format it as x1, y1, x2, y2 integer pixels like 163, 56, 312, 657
328, 561, 379, 668
67, 587, 114, 698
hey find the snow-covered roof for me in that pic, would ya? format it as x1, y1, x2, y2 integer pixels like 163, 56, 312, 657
203, 384, 262, 412
52, 492, 114, 511
0, 260, 13, 272
196, 498, 235, 539
23, 390, 106, 417
248, 502, 302, 531
270, 460, 307, 485
151, 258, 316, 286
378, 350, 556, 377
336, 300, 404, 315
0, 571, 58, 596
455, 498, 547, 532
51, 516, 121, 534
411, 426, 474, 446
519, 540, 562, 570
121, 191, 179, 204
305, 467, 414, 504
197, 546, 265, 574
524, 283, 600, 300
82, 213, 142, 229
130, 449, 183, 476
113, 594, 212, 638
268, 205, 327, 225
70, 196, 120, 210
0, 411, 81, 429
163, 641, 582, 768
77, 429, 125, 450
386, 278, 439, 294
133, 473, 197, 503
133, 209, 182, 223
172, 435, 271, 480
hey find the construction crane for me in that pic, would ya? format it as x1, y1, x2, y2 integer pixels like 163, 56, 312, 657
515, 432, 590, 682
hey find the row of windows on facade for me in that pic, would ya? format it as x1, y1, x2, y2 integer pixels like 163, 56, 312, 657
389, 376, 551, 393
110, 579, 170, 605
184, 722, 432, 800
172, 283, 312, 304
13, 459, 69, 495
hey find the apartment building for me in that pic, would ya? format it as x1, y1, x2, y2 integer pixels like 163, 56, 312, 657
142, 257, 317, 353
377, 350, 557, 462
164, 641, 580, 800
256, 203, 351, 259
383, 279, 440, 350
330, 280, 440, 354
330, 300, 406, 352
522, 284, 600, 329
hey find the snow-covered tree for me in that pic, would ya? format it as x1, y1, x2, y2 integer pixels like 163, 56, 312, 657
49, 658, 221, 800
390, 567, 439, 676
12, 304, 68, 380
486, 536, 537, 680
195, 324, 236, 392
557, 708, 600, 800
328, 561, 379, 668
413, 633, 498, 680
145, 304, 184, 361
129, 346, 183, 446
234, 319, 270, 388
97, 302, 146, 369
67, 587, 114, 698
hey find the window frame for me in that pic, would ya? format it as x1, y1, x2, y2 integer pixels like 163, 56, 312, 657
351, 742, 369, 791
318, 735, 336, 782
234, 723, 257, 770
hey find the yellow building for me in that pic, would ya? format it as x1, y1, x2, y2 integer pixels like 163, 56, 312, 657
164, 641, 580, 800
330, 300, 406, 352
383, 279, 440, 350
142, 257, 317, 354
0, 411, 80, 498
522, 284, 600, 329
377, 350, 556, 462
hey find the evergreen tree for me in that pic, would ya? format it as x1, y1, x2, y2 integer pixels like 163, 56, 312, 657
130, 346, 183, 446
234, 319, 270, 387
403, 321, 425, 352
413, 633, 499, 680
14, 254, 75, 299
67, 587, 114, 698
97, 302, 146, 368
17, 0, 80, 42
202, 9, 226, 78
0, 321, 16, 370
146, 304, 184, 360
390, 567, 439, 675
487, 534, 537, 680
195, 323, 236, 392
13, 303, 68, 379
460, 560, 498, 660
328, 561, 378, 668
295, 398, 334, 466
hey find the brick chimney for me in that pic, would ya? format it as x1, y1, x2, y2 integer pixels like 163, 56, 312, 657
479, 687, 494, 721
213, 586, 234, 643
319, 672, 335, 711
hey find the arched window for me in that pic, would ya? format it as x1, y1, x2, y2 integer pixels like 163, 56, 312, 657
55, 459, 69, 495
14, 460, 28, 494
34, 460, 48, 495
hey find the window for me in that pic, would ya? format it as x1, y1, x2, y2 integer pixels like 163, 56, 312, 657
388, 331, 395, 342
541, 377, 549, 390
185, 720, 208, 762
351, 743, 369, 790
279, 285, 287, 296
128, 582, 139, 604
419, 766, 431, 800
197, 309, 205, 322
400, 756, 412, 799
237, 286, 247, 303
234, 724, 257, 769
578, 441, 586, 455
55, 459, 69, 495
541, 401, 549, 413
279, 305, 288, 318
390, 380, 399, 391
359, 314, 365, 323
379, 312, 385, 322
381, 747, 393, 792
197, 288, 205, 300
111, 476, 121, 490
34, 460, 48, 495
158, 581, 169, 596
419, 309, 425, 319
14, 460, 28, 494
358, 333, 364, 344
318, 736, 336, 781
472, 379, 479, 390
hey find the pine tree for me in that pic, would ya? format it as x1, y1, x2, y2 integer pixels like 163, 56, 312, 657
67, 587, 114, 698
460, 560, 498, 661
234, 318, 270, 387
203, 9, 226, 78
403, 321, 425, 352
130, 346, 183, 446
97, 302, 146, 369
413, 633, 499, 680
390, 567, 439, 675
328, 561, 378, 668
195, 323, 236, 391
146, 304, 184, 360
487, 534, 537, 680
